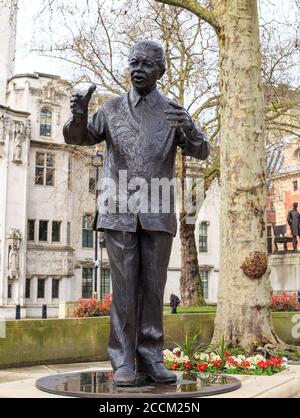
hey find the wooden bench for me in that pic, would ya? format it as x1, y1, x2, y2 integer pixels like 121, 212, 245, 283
273, 225, 294, 252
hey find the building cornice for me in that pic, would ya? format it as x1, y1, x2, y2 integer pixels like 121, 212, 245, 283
270, 169, 300, 180
27, 244, 75, 252
8, 72, 61, 83
0, 104, 30, 117
30, 140, 92, 156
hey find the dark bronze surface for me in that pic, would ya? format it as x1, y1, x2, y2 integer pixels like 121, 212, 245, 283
287, 202, 300, 250
63, 40, 210, 383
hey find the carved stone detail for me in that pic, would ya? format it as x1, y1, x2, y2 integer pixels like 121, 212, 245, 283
7, 229, 22, 280
26, 250, 74, 276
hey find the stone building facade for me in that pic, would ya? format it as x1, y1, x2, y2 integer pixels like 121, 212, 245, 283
0, 0, 113, 318
0, 71, 113, 318
1, 0, 198, 317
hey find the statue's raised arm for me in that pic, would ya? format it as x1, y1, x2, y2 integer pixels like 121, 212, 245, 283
63, 84, 98, 146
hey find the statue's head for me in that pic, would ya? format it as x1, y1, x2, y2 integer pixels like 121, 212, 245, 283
293, 202, 298, 210
128, 40, 166, 92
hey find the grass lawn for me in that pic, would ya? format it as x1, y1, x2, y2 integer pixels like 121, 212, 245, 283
163, 305, 217, 314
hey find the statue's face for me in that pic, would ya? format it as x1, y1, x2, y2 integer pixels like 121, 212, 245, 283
294, 202, 298, 210
129, 49, 163, 92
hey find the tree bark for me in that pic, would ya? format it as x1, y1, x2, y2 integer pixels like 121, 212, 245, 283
155, 0, 284, 351
211, 0, 281, 350
179, 218, 206, 307
179, 153, 206, 307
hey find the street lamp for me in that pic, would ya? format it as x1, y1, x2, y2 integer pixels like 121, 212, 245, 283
98, 231, 106, 300
91, 150, 103, 300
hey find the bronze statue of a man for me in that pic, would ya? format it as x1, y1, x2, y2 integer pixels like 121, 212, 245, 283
287, 202, 300, 251
63, 40, 210, 386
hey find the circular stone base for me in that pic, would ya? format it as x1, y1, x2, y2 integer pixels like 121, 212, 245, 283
36, 370, 241, 398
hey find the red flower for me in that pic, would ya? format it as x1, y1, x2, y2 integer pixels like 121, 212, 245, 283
226, 357, 238, 367
241, 361, 250, 368
196, 363, 207, 372
211, 360, 222, 367
257, 360, 269, 369
184, 362, 193, 370
269, 358, 284, 368
170, 363, 179, 370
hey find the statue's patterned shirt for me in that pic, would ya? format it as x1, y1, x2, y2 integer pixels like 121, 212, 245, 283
63, 87, 210, 235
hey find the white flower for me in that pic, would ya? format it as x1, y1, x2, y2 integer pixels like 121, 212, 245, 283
247, 355, 264, 365
235, 355, 247, 364
210, 354, 221, 361
225, 363, 236, 370
163, 349, 179, 362
199, 353, 210, 361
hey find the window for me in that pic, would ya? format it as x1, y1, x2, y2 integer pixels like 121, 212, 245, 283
100, 269, 111, 299
82, 268, 93, 298
199, 222, 208, 252
82, 215, 93, 248
37, 279, 45, 298
8, 283, 12, 299
40, 108, 52, 137
39, 220, 48, 242
89, 166, 96, 194
200, 270, 209, 299
67, 222, 71, 246
293, 180, 298, 192
267, 226, 273, 254
52, 279, 60, 299
35, 152, 55, 186
52, 221, 61, 242
25, 279, 31, 299
27, 220, 35, 241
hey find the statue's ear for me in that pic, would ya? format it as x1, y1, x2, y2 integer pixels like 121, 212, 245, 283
158, 67, 166, 80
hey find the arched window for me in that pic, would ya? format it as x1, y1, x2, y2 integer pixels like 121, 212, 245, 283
40, 108, 52, 137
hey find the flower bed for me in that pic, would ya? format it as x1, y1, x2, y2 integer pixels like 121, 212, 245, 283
72, 294, 112, 317
271, 291, 300, 312
163, 347, 287, 376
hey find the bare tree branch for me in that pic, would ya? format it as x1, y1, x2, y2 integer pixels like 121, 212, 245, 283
154, 0, 219, 29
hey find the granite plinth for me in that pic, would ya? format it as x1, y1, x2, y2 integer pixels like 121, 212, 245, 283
36, 370, 241, 398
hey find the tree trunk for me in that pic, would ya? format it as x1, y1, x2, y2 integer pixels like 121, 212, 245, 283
212, 0, 281, 351
179, 152, 206, 307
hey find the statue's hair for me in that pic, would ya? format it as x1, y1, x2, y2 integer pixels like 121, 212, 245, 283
129, 40, 166, 70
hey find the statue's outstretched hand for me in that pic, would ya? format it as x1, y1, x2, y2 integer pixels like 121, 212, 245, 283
70, 84, 97, 116
165, 101, 194, 131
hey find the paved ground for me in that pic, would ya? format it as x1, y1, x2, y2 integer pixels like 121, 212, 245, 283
0, 361, 299, 398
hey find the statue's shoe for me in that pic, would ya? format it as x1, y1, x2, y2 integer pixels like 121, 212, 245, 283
136, 361, 177, 383
113, 366, 135, 386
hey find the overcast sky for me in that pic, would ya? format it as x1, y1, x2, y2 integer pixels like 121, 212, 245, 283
15, 0, 67, 77
15, 0, 299, 81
